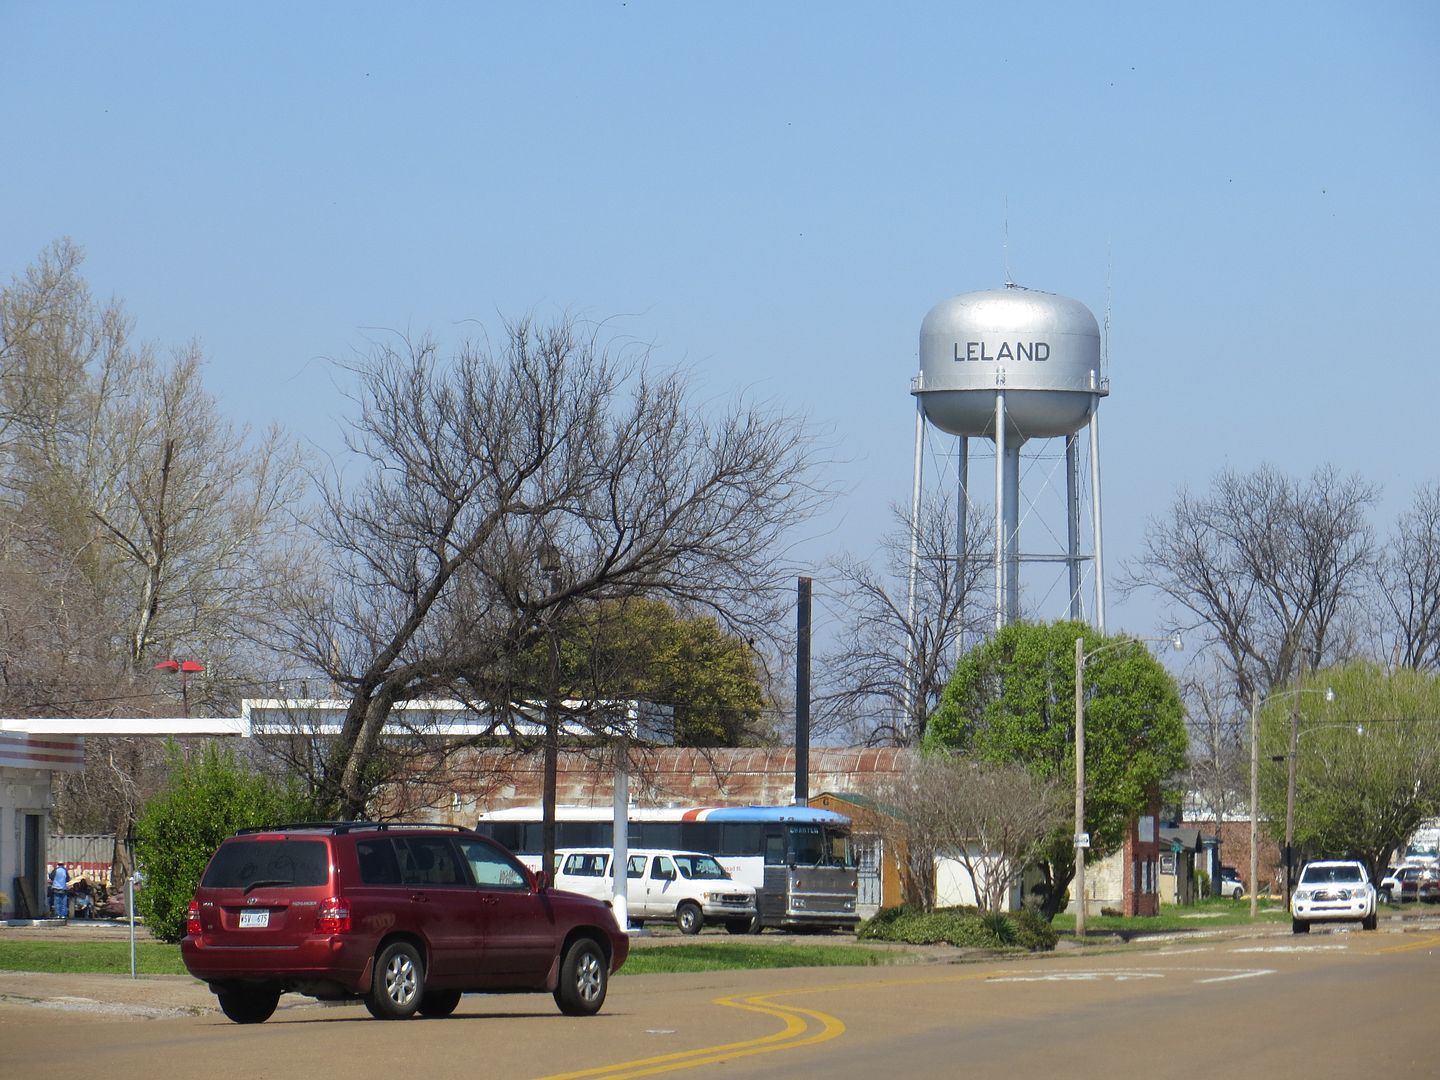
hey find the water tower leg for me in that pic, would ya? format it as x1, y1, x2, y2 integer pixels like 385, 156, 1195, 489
904, 400, 925, 709
1088, 401, 1106, 633
1002, 440, 1021, 623
993, 391, 1006, 629
957, 436, 969, 661
1066, 434, 1082, 621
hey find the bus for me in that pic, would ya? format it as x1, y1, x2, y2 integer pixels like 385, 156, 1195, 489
475, 804, 860, 932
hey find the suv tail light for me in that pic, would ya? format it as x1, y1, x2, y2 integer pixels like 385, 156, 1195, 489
186, 899, 201, 937
316, 897, 351, 934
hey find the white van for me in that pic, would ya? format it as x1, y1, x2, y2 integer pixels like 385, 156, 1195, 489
554, 848, 757, 934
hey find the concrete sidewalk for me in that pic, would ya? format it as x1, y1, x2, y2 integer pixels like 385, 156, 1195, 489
0, 918, 215, 1017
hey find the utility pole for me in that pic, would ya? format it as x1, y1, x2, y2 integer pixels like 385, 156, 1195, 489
1074, 635, 1087, 938
1284, 693, 1300, 903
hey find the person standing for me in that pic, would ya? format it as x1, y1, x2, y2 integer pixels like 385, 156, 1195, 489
50, 861, 69, 919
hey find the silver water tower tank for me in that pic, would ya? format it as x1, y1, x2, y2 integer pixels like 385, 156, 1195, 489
909, 285, 1109, 628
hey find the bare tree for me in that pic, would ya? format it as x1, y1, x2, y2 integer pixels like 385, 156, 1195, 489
1, 240, 311, 682
1178, 660, 1249, 825
816, 498, 992, 746
1, 240, 313, 869
1374, 482, 1440, 672
1124, 463, 1377, 706
932, 757, 1066, 913
869, 753, 1064, 912
279, 319, 827, 848
866, 757, 945, 910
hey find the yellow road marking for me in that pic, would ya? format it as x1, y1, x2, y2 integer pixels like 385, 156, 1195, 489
531, 968, 999, 1080
531, 992, 839, 1080
1379, 933, 1440, 955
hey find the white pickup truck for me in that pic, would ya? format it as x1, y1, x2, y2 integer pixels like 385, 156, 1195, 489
1291, 859, 1378, 933
554, 848, 758, 934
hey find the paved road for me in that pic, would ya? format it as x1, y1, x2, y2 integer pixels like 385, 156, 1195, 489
3, 921, 1436, 1079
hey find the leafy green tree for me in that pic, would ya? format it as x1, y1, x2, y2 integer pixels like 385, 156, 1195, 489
1258, 662, 1440, 878
134, 742, 310, 942
927, 620, 1187, 919
563, 598, 765, 746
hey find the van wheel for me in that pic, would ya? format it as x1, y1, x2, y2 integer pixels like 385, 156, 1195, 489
216, 986, 280, 1024
419, 989, 462, 1017
676, 901, 704, 935
554, 938, 607, 1016
366, 941, 424, 1019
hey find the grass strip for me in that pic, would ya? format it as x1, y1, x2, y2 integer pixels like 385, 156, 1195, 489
0, 938, 903, 978
1050, 899, 1290, 934
618, 942, 904, 975
0, 940, 188, 976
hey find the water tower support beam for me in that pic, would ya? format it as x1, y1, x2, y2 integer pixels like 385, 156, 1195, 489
956, 436, 969, 660
1065, 434, 1082, 621
993, 390, 1007, 629
1003, 440, 1021, 622
1088, 399, 1106, 632
904, 399, 925, 713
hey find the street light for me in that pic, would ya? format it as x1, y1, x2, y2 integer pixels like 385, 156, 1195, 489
154, 658, 205, 717
538, 542, 564, 884
1073, 630, 1183, 939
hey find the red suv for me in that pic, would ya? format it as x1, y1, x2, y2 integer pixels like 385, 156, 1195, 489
181, 822, 628, 1024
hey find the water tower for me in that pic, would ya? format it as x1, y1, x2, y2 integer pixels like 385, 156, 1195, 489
908, 284, 1109, 630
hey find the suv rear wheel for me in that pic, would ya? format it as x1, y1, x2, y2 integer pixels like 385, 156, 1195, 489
554, 938, 607, 1016
216, 985, 280, 1024
366, 941, 424, 1020
419, 989, 462, 1018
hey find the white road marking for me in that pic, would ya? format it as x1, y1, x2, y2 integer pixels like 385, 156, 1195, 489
1197, 969, 1275, 983
989, 972, 1164, 983
1233, 944, 1348, 953
989, 966, 1275, 985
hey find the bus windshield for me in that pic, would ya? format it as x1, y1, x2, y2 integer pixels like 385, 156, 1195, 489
789, 824, 857, 868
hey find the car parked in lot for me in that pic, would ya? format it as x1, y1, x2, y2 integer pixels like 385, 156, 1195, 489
1217, 865, 1244, 899
1380, 864, 1440, 903
181, 822, 628, 1024
554, 848, 758, 934
1290, 859, 1377, 933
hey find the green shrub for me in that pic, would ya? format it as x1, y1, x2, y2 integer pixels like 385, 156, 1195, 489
855, 905, 908, 939
134, 742, 311, 943
1010, 905, 1059, 951
856, 905, 1052, 951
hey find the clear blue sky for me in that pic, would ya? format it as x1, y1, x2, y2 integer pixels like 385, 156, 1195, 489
4, 2, 1437, 649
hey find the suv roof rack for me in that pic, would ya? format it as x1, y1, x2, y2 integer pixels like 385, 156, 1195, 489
234, 821, 472, 836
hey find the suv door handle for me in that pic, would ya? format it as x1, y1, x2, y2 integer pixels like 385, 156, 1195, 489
410, 892, 429, 902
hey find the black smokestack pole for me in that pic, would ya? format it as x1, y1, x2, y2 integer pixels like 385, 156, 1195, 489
795, 576, 812, 806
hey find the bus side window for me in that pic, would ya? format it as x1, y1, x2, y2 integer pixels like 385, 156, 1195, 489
719, 823, 762, 857
764, 832, 786, 866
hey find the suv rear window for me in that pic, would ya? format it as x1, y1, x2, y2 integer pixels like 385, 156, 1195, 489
202, 839, 330, 889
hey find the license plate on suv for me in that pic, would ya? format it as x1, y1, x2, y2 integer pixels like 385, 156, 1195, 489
239, 909, 270, 928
